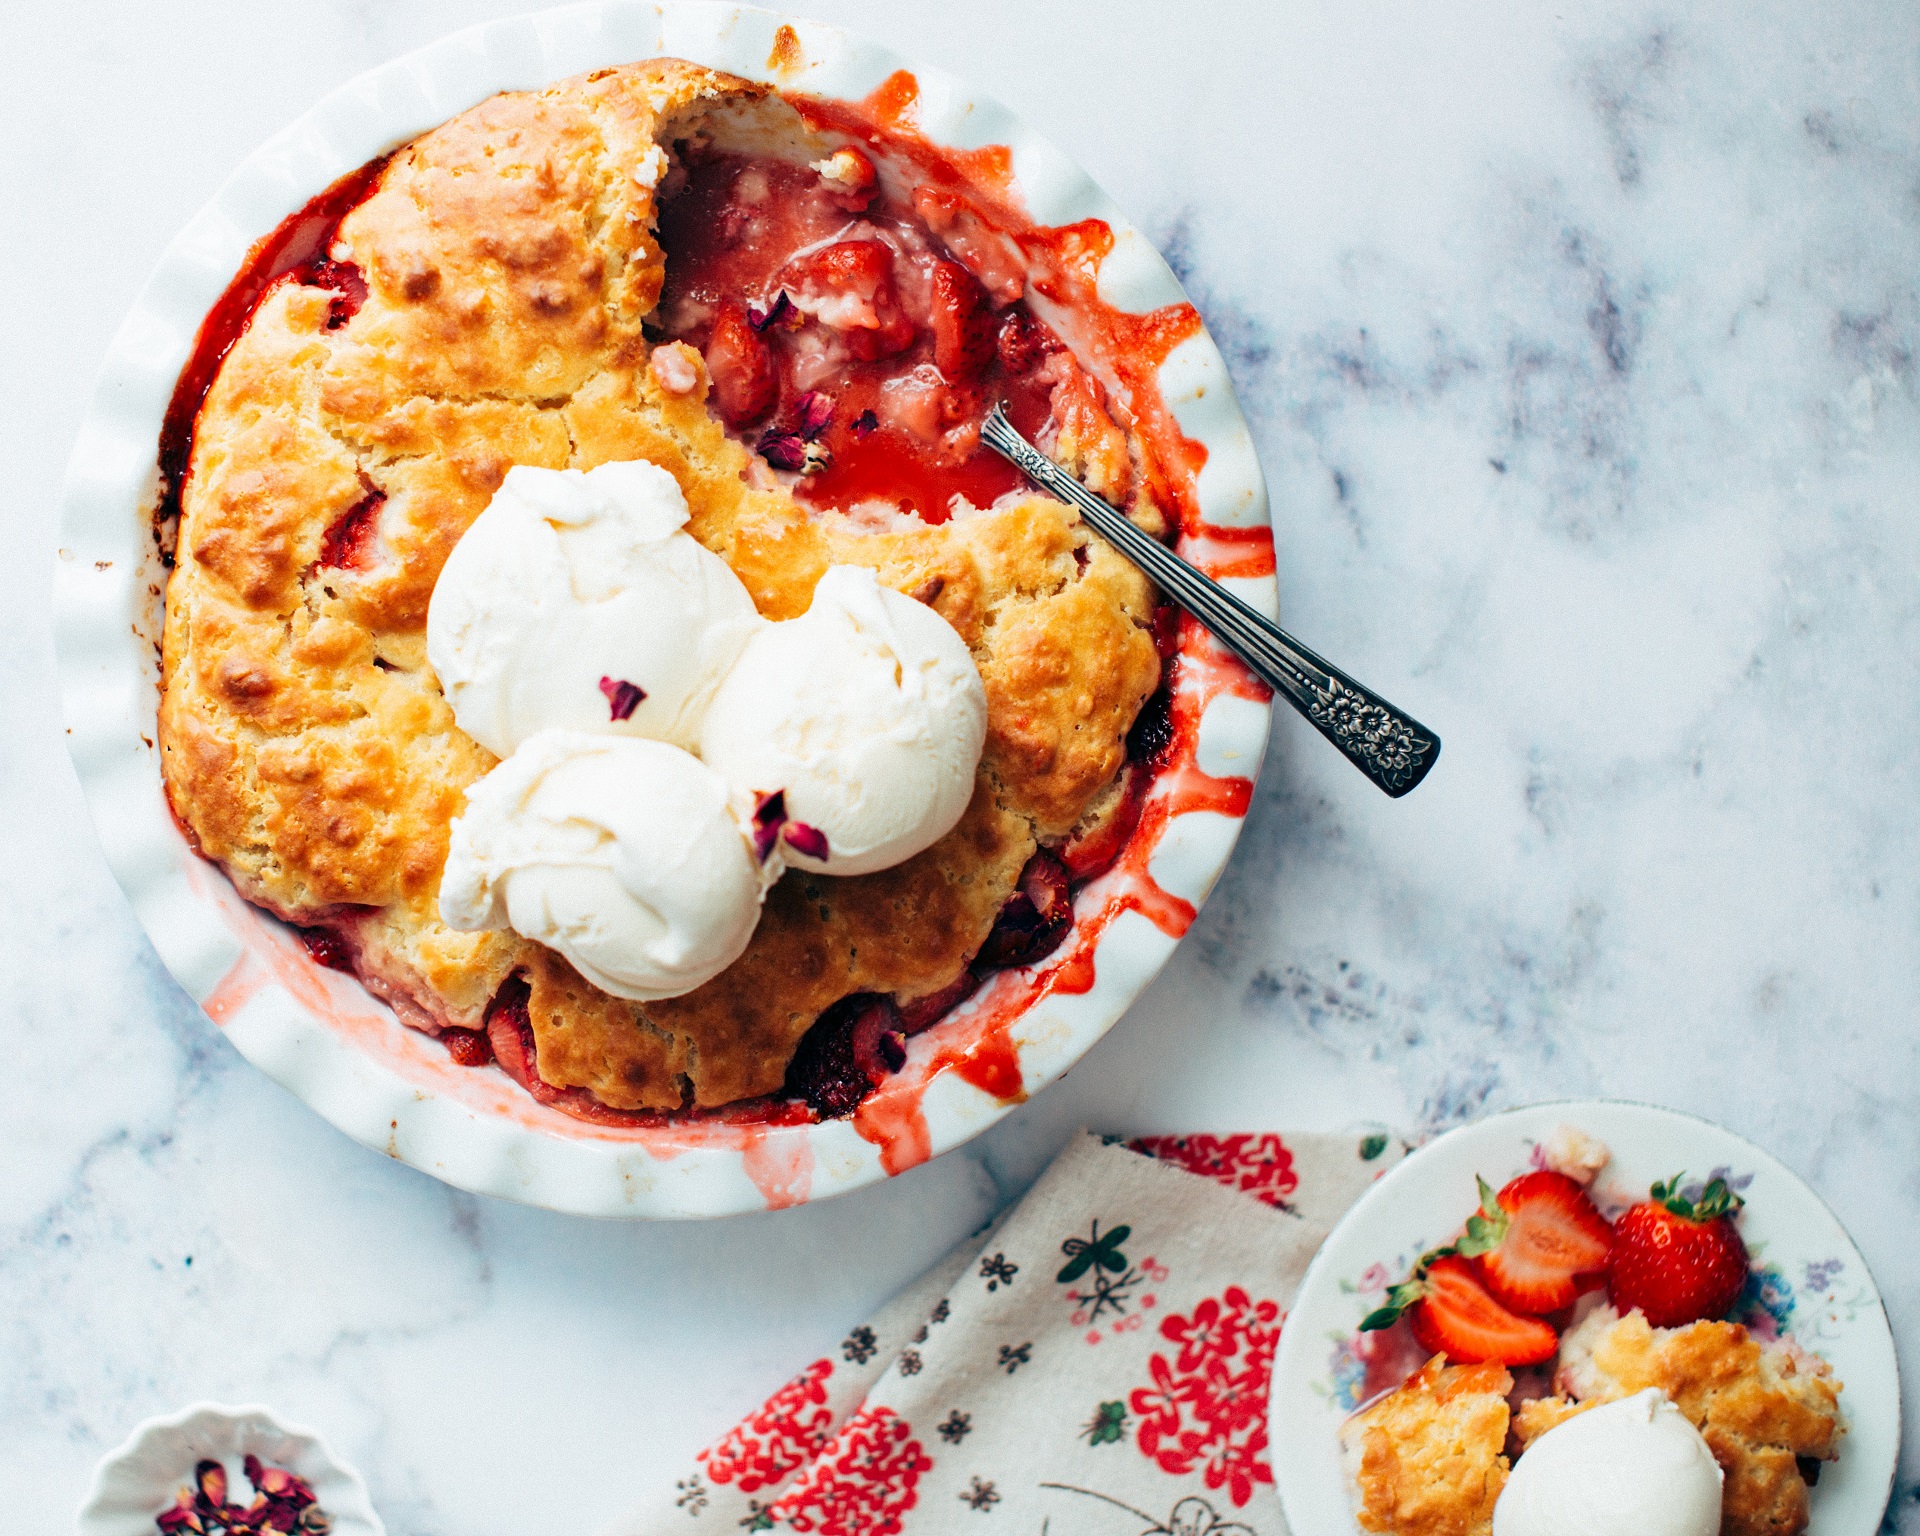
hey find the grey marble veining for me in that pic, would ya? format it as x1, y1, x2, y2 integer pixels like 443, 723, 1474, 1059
4, 1, 1917, 1530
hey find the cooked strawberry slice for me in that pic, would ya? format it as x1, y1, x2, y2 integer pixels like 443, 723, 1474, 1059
996, 307, 1058, 375
1459, 1170, 1613, 1315
703, 297, 778, 426
928, 258, 995, 382
1361, 1252, 1558, 1366
779, 240, 916, 360
1607, 1173, 1750, 1327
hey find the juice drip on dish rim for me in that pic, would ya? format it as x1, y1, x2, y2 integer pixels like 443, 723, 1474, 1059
852, 623, 1269, 1175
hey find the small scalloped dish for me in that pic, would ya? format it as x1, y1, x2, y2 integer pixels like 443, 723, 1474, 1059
78, 1403, 384, 1536
53, 1, 1275, 1218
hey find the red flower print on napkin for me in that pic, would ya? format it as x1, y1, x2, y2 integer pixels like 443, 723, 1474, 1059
698, 1358, 836, 1493
768, 1405, 932, 1536
1128, 1286, 1282, 1508
1133, 1134, 1299, 1210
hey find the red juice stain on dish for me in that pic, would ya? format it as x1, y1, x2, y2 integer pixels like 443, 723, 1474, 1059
1177, 522, 1278, 579
155, 154, 391, 545
847, 627, 1262, 1173
739, 1125, 817, 1209
851, 1084, 934, 1176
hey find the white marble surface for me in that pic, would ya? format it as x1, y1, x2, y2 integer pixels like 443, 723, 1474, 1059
5, 0, 1918, 1529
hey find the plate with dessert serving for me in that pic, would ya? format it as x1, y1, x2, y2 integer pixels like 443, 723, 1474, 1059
1269, 1100, 1899, 1536
54, 3, 1292, 1218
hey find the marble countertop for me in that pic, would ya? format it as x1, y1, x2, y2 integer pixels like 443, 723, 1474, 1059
6, 0, 1917, 1528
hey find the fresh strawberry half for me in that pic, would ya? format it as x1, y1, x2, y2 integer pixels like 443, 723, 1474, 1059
1457, 1170, 1613, 1315
1361, 1252, 1559, 1366
1607, 1173, 1750, 1328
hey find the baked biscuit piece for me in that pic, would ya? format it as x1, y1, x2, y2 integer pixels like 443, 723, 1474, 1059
158, 59, 1162, 1111
1513, 1307, 1842, 1536
1338, 1355, 1513, 1536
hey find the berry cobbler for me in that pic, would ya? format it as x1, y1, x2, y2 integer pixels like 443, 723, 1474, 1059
157, 59, 1184, 1123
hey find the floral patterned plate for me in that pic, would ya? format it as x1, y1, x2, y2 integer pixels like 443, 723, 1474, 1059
1268, 1100, 1899, 1534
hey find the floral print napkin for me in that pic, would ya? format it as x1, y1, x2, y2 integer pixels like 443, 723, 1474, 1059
610, 1129, 1400, 1535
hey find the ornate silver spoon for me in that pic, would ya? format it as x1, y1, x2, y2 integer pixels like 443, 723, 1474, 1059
982, 405, 1439, 797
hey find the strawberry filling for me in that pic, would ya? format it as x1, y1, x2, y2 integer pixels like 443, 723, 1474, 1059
976, 849, 1074, 970
296, 925, 355, 972
652, 145, 1071, 523
783, 993, 907, 1119
317, 487, 385, 570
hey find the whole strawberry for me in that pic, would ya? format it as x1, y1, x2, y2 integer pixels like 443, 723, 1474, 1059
1607, 1173, 1749, 1328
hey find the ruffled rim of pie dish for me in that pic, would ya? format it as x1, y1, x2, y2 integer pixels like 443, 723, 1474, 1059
54, 0, 1276, 1219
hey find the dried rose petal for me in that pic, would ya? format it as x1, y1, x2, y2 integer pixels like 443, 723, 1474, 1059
782, 820, 830, 861
751, 789, 787, 862
156, 1500, 205, 1535
249, 1458, 308, 1503
747, 289, 794, 331
598, 675, 646, 721
851, 409, 879, 438
794, 390, 835, 438
297, 1508, 331, 1534
756, 432, 808, 472
195, 1462, 229, 1512
229, 1496, 272, 1535
266, 1487, 315, 1516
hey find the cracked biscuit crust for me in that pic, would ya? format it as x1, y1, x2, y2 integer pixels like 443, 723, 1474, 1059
1338, 1355, 1512, 1536
1513, 1311, 1843, 1536
158, 59, 1161, 1112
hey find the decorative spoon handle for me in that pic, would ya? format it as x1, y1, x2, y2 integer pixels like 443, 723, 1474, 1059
982, 405, 1440, 797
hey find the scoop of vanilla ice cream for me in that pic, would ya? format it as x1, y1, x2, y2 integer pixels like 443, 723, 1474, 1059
698, 565, 987, 876
1494, 1390, 1722, 1536
439, 730, 770, 1001
426, 460, 762, 758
